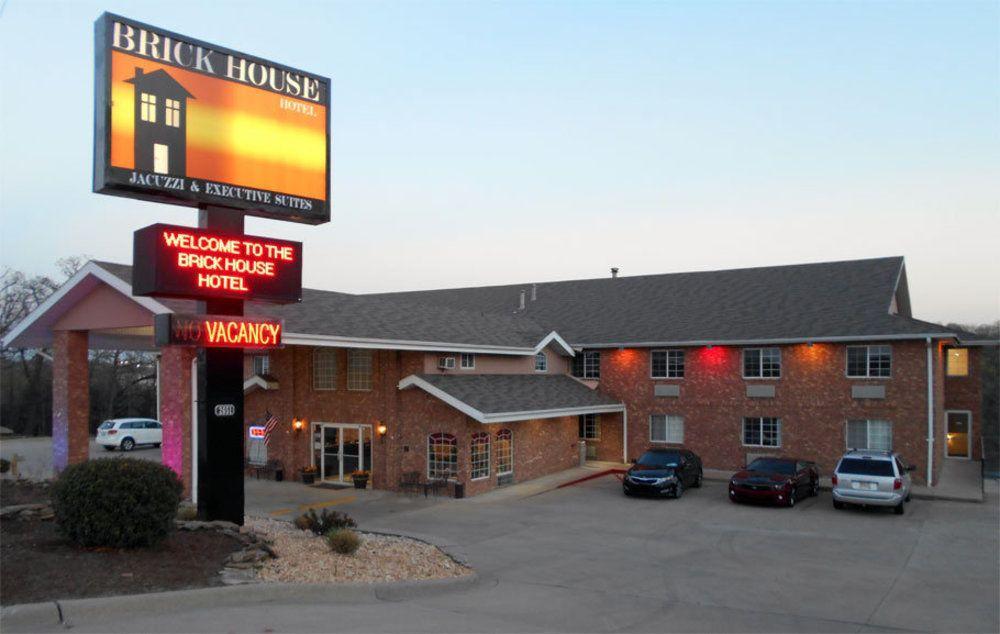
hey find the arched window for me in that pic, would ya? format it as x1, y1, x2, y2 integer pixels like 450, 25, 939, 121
471, 432, 490, 480
496, 429, 513, 476
427, 433, 457, 479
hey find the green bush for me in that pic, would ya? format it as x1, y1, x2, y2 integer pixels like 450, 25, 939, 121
325, 528, 361, 555
296, 508, 356, 536
52, 458, 182, 548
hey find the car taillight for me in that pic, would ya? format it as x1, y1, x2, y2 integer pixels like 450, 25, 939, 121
893, 478, 902, 490
831, 474, 837, 486
108, 430, 117, 435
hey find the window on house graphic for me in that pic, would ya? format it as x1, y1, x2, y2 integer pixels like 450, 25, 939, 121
140, 93, 157, 123
165, 98, 181, 127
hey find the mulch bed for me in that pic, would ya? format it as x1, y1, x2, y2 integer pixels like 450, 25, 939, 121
0, 480, 242, 606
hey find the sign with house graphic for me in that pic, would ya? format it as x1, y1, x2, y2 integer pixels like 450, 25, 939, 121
93, 13, 331, 225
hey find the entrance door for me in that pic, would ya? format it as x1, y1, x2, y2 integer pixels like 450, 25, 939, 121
153, 143, 169, 174
316, 424, 371, 483
946, 411, 972, 458
322, 426, 341, 480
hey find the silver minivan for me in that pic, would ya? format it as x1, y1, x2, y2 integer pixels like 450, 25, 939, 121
832, 450, 913, 514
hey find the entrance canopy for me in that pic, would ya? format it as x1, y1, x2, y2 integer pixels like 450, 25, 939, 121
398, 374, 624, 423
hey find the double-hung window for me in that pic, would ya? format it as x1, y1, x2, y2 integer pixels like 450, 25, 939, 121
579, 414, 600, 440
946, 348, 969, 377
312, 349, 337, 390
743, 348, 781, 378
347, 350, 373, 391
251, 354, 270, 376
572, 351, 601, 379
846, 420, 892, 451
460, 353, 475, 370
742, 417, 781, 448
165, 98, 181, 127
650, 414, 684, 444
846, 345, 891, 378
651, 350, 684, 378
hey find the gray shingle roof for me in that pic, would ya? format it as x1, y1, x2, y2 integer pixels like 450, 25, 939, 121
367, 257, 962, 345
94, 257, 972, 349
402, 374, 623, 422
94, 261, 549, 350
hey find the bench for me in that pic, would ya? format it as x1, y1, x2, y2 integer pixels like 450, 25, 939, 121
399, 471, 451, 497
249, 458, 284, 481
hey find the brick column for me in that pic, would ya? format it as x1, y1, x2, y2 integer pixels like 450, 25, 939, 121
159, 346, 196, 497
52, 330, 89, 473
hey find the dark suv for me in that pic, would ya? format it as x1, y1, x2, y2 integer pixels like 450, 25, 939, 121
623, 449, 703, 498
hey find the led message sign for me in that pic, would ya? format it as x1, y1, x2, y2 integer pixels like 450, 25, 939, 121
154, 313, 283, 349
133, 223, 302, 303
248, 426, 266, 440
93, 13, 331, 225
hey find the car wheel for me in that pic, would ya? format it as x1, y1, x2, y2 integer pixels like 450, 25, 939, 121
894, 502, 905, 515
153, 443, 161, 448
673, 481, 684, 499
120, 437, 135, 452
693, 471, 703, 488
905, 493, 911, 502
787, 489, 797, 507
103, 445, 115, 452
833, 500, 844, 510
623, 488, 632, 497
810, 480, 819, 497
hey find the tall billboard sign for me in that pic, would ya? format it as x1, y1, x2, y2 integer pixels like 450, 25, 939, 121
93, 13, 331, 224
93, 13, 328, 525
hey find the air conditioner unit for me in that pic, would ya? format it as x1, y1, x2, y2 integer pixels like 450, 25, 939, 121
438, 356, 456, 370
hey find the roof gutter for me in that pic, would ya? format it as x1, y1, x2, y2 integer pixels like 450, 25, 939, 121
571, 333, 965, 350
284, 332, 536, 356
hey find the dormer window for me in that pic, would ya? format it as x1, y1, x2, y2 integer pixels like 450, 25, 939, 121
140, 93, 157, 123
165, 98, 181, 127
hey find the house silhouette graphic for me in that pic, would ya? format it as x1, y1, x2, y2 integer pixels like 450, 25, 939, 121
125, 68, 195, 177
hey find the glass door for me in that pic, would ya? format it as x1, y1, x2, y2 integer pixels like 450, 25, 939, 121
342, 427, 360, 478
322, 426, 342, 481
946, 412, 971, 458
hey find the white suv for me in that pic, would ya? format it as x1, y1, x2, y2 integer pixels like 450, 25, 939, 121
97, 418, 163, 452
832, 450, 913, 514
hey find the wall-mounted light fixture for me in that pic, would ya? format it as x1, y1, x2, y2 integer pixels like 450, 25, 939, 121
377, 422, 388, 442
292, 418, 305, 432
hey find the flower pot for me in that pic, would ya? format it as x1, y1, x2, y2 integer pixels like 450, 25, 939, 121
301, 471, 316, 485
352, 477, 368, 489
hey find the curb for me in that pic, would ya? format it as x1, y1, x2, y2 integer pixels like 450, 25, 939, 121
1, 575, 480, 632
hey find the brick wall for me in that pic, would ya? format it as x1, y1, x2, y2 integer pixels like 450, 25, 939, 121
944, 345, 983, 461
589, 341, 947, 484
244, 346, 580, 496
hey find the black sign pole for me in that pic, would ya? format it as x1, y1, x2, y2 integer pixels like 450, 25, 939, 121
196, 206, 245, 524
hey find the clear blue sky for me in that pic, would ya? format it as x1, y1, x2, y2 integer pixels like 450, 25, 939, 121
1, 0, 997, 324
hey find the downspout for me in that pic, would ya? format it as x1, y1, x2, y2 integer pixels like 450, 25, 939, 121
622, 407, 628, 464
926, 337, 934, 487
190, 354, 198, 504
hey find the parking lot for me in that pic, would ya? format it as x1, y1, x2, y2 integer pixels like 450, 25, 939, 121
37, 474, 1000, 633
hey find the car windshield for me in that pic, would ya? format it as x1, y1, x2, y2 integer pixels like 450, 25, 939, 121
98, 421, 115, 430
747, 458, 795, 475
636, 452, 680, 468
838, 458, 895, 477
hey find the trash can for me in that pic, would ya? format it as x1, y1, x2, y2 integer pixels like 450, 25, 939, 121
578, 440, 587, 466
274, 469, 284, 482
453, 482, 465, 499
